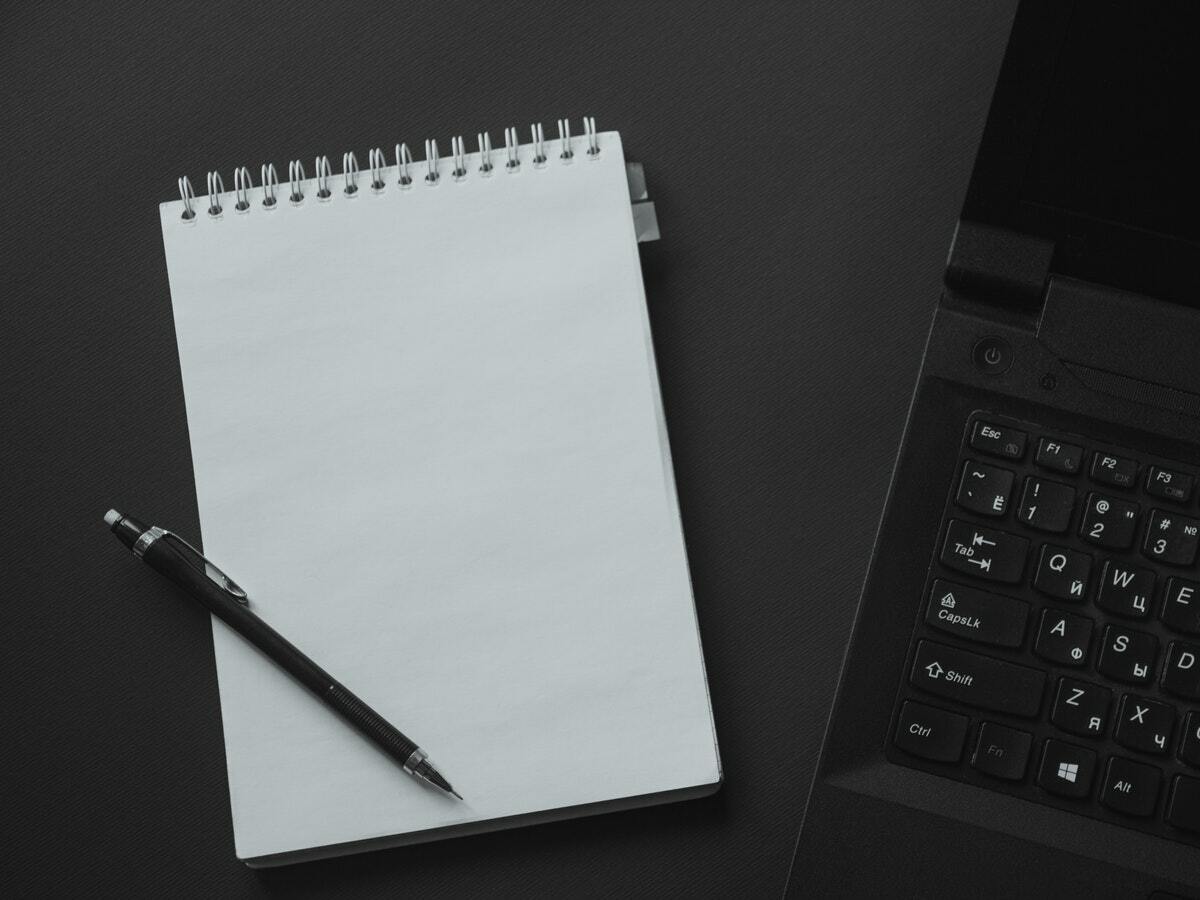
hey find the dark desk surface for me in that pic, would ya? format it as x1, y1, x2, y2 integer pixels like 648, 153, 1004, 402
3, 2, 1016, 895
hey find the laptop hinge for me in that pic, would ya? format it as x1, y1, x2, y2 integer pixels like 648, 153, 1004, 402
945, 220, 1055, 308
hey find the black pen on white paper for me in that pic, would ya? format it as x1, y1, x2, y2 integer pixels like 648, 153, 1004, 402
104, 509, 462, 800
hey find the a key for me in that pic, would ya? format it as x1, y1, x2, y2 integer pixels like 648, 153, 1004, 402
1099, 757, 1160, 817
924, 580, 1028, 648
970, 421, 1026, 460
1095, 561, 1154, 619
1163, 642, 1200, 700
956, 460, 1014, 517
1144, 509, 1200, 567
1080, 493, 1140, 550
1037, 739, 1096, 799
1146, 466, 1194, 504
1162, 578, 1200, 635
1050, 677, 1110, 738
1016, 478, 1075, 533
940, 520, 1028, 583
971, 722, 1032, 781
910, 640, 1044, 717
1179, 712, 1200, 768
1033, 544, 1091, 601
1097, 625, 1158, 684
893, 701, 968, 763
1033, 608, 1092, 666
1114, 694, 1174, 755
1036, 438, 1083, 475
1167, 775, 1200, 832
1090, 452, 1138, 489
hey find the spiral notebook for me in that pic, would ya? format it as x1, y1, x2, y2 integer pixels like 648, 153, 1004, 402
158, 119, 721, 866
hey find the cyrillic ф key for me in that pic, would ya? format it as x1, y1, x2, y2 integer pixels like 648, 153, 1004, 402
911, 640, 1045, 717
940, 520, 1028, 583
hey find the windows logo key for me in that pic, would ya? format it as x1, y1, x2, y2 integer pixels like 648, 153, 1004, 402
1057, 762, 1079, 784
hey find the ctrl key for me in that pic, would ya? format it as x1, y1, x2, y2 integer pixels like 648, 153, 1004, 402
894, 700, 968, 762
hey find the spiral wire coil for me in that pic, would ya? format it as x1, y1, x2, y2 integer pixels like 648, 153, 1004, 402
175, 117, 601, 221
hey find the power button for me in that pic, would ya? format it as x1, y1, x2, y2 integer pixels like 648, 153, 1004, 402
972, 336, 1013, 376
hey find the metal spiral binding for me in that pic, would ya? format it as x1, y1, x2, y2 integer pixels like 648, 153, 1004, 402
342, 152, 359, 196
558, 119, 574, 162
173, 117, 601, 221
368, 148, 387, 192
504, 127, 520, 172
451, 136, 467, 181
531, 123, 547, 167
288, 160, 306, 204
424, 139, 440, 185
478, 132, 494, 176
314, 155, 332, 199
584, 117, 599, 158
233, 166, 252, 212
261, 163, 279, 208
396, 143, 414, 188
206, 172, 224, 217
178, 176, 196, 220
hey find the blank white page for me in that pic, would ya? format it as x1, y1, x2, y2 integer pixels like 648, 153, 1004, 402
159, 131, 720, 862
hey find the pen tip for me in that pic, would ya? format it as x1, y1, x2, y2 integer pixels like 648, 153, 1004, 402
450, 789, 464, 800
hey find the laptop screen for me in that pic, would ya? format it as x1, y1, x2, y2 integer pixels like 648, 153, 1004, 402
1021, 3, 1198, 246
964, 0, 1200, 306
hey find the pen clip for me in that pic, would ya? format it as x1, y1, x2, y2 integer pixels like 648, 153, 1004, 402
162, 530, 250, 606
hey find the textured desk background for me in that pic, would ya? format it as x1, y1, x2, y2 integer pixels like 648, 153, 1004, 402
3, 1, 1015, 895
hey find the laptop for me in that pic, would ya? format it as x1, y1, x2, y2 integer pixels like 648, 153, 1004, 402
785, 1, 1200, 896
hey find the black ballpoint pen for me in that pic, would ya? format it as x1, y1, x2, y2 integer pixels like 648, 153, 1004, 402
104, 509, 462, 800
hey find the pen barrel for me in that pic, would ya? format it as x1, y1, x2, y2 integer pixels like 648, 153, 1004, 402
143, 535, 419, 765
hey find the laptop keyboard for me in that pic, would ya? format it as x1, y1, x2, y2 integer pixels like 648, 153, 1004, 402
889, 412, 1200, 842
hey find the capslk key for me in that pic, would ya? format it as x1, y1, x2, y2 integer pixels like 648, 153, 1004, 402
925, 579, 1028, 648
940, 520, 1028, 583
911, 640, 1045, 717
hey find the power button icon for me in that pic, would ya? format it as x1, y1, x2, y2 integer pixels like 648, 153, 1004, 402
972, 336, 1013, 376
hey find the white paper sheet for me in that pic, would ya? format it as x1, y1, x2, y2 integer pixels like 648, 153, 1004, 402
158, 132, 720, 861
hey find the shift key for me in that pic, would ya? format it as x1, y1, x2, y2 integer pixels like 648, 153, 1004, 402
940, 519, 1028, 583
911, 640, 1045, 717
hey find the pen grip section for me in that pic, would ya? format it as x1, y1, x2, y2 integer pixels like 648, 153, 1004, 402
326, 683, 419, 764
